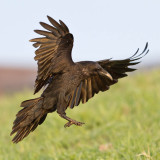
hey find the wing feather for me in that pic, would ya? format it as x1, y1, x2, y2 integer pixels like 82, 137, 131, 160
87, 77, 92, 99
59, 20, 69, 33
47, 16, 66, 35
30, 16, 74, 94
75, 82, 83, 106
98, 43, 149, 80
34, 30, 56, 39
39, 22, 60, 37
81, 80, 87, 104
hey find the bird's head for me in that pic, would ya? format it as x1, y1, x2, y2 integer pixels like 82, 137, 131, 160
83, 62, 113, 81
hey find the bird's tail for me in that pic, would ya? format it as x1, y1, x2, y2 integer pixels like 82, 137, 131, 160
10, 97, 48, 143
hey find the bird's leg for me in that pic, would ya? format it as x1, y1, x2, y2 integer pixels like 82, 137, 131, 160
59, 113, 85, 128
57, 92, 84, 127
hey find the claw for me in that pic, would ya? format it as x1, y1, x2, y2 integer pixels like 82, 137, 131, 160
64, 121, 73, 128
64, 120, 85, 128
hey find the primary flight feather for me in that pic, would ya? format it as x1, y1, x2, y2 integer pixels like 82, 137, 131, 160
10, 16, 149, 143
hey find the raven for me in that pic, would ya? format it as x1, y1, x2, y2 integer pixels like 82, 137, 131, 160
10, 16, 149, 143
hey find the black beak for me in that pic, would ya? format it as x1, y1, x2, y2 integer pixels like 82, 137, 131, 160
98, 69, 113, 81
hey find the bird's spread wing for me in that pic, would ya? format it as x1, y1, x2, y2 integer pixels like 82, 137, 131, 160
98, 42, 149, 79
67, 43, 149, 109
30, 16, 74, 94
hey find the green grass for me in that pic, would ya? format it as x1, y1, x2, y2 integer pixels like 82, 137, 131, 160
0, 69, 160, 160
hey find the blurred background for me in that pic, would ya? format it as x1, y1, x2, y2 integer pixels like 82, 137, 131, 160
0, 1, 160, 159
0, 0, 159, 95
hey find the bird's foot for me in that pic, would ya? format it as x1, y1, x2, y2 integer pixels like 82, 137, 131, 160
64, 120, 85, 128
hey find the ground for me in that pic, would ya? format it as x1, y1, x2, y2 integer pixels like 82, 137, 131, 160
0, 69, 160, 160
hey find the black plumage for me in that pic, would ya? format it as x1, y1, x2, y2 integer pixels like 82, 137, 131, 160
10, 16, 149, 143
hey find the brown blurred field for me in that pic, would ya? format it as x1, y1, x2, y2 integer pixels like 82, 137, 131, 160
0, 67, 36, 95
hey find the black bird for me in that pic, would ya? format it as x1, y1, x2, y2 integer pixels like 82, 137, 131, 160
10, 16, 149, 143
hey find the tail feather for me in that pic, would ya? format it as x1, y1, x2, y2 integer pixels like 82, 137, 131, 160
11, 97, 47, 143
20, 97, 43, 107
39, 114, 47, 125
